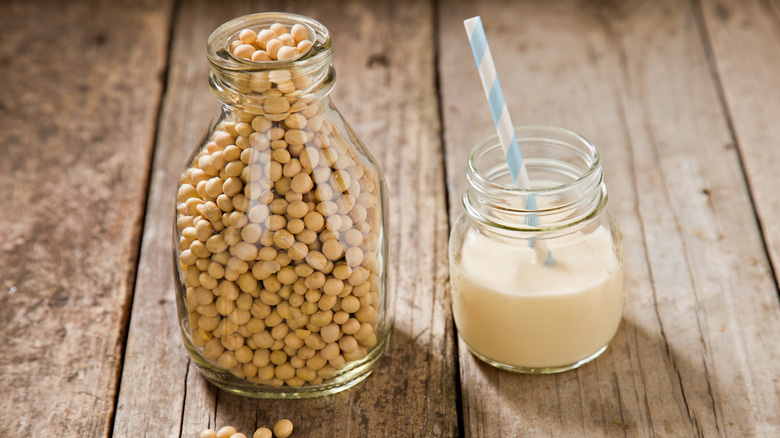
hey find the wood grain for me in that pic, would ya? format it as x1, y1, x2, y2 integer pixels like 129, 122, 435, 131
0, 0, 173, 436
111, 0, 218, 435
699, 0, 780, 282
439, 0, 780, 436
4, 0, 779, 436
113, 0, 458, 436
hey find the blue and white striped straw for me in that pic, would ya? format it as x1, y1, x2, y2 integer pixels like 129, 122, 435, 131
464, 16, 530, 188
464, 16, 554, 266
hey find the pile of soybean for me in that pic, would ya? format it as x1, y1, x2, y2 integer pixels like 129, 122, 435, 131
201, 419, 293, 438
177, 21, 382, 388
230, 23, 313, 61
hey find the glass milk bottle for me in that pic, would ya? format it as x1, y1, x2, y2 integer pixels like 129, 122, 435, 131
449, 126, 624, 373
173, 12, 389, 398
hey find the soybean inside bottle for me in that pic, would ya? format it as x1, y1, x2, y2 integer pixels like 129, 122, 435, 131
173, 12, 389, 398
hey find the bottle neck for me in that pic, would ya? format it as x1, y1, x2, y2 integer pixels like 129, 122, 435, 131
463, 125, 607, 236
206, 12, 335, 109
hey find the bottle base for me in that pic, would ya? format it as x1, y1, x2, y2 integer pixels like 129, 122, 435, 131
183, 329, 389, 399
466, 344, 609, 374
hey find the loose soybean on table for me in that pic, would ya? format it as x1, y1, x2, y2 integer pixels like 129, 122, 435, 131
1, 0, 779, 436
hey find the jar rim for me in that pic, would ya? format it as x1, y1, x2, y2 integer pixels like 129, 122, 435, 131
467, 125, 600, 195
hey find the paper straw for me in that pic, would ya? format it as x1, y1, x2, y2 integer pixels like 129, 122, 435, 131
464, 16, 554, 266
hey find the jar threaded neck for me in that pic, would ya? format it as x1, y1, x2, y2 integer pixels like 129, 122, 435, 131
463, 125, 606, 234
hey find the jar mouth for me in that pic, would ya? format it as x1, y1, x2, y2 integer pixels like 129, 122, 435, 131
468, 125, 600, 194
207, 12, 332, 73
464, 125, 606, 232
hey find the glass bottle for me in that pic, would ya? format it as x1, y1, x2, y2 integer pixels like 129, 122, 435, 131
173, 12, 389, 398
449, 125, 624, 374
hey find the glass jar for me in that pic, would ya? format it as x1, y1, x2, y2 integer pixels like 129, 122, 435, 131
173, 12, 389, 398
449, 126, 624, 374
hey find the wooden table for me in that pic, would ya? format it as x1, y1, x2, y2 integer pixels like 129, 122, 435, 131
2, 0, 779, 436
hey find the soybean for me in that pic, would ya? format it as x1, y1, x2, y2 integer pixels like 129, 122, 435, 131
273, 419, 294, 438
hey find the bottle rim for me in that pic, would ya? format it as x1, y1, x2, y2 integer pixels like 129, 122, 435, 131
207, 12, 332, 73
205, 12, 336, 106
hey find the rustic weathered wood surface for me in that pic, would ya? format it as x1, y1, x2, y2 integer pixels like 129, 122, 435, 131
441, 0, 780, 436
0, 0, 173, 436
1, 0, 778, 436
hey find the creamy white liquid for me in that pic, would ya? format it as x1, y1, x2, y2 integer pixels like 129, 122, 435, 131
451, 226, 624, 369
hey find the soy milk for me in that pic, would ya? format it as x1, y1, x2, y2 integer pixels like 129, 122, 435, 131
451, 225, 624, 369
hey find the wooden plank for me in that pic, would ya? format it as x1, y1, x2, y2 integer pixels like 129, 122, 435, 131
699, 0, 780, 282
114, 0, 457, 436
602, 1, 780, 434
111, 0, 219, 435
439, 0, 780, 436
0, 0, 173, 436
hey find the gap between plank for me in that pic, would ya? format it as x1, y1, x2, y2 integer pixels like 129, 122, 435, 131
431, 0, 465, 436
178, 360, 191, 438
690, 0, 780, 296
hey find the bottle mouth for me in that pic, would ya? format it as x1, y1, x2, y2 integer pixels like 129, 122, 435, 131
205, 13, 336, 106
207, 12, 332, 73
464, 125, 606, 232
